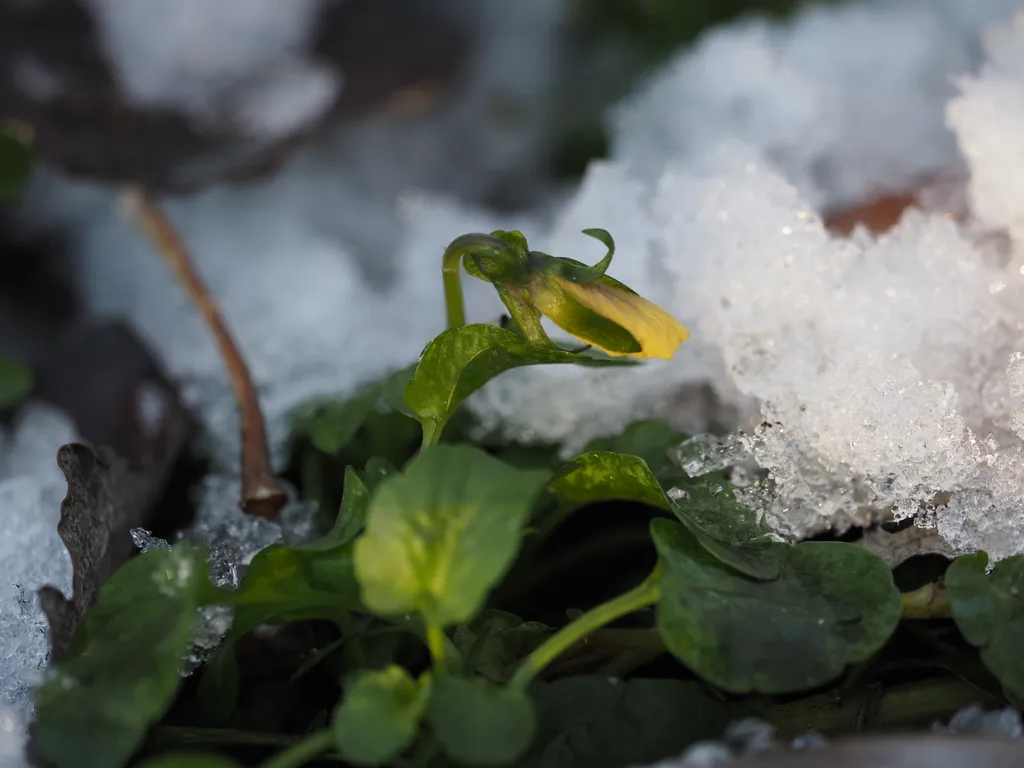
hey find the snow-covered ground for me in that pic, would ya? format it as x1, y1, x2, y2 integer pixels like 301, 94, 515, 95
5, 0, 1024, 759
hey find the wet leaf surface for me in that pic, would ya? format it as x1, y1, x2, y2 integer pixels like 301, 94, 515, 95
404, 324, 630, 445
946, 551, 1024, 700
549, 451, 778, 580
34, 545, 207, 768
653, 519, 901, 694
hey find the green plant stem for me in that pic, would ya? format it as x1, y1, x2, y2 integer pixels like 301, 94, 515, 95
420, 420, 440, 450
442, 242, 467, 329
426, 623, 449, 673
258, 729, 336, 768
508, 572, 661, 692
900, 579, 952, 619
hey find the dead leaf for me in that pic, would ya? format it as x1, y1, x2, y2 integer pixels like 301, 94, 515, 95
35, 323, 190, 658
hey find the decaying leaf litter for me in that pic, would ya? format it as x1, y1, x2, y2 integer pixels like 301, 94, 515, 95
6, 0, 1024, 767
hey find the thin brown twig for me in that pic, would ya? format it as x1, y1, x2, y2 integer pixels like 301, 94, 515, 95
123, 186, 287, 519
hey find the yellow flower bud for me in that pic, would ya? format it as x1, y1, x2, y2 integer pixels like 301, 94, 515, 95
525, 274, 690, 360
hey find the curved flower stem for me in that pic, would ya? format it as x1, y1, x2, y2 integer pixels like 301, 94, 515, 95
508, 569, 662, 693
442, 233, 525, 330
442, 240, 468, 329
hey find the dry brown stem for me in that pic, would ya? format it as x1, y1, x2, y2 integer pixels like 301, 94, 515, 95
123, 186, 287, 519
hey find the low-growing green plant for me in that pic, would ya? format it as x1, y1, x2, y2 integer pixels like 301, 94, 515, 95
32, 230, 1023, 768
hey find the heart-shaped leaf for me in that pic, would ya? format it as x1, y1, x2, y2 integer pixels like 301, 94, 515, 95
429, 675, 536, 766
332, 665, 430, 765
652, 519, 900, 694
947, 551, 1024, 700
34, 545, 207, 768
404, 324, 631, 445
354, 444, 549, 628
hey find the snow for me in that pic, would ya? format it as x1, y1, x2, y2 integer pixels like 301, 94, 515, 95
611, 0, 1024, 212
0, 405, 77, 760
81, 0, 341, 141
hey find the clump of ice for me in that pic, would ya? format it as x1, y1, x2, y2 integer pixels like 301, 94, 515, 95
937, 704, 1023, 738
0, 404, 78, 759
81, 0, 342, 141
133, 473, 318, 670
643, 718, 826, 768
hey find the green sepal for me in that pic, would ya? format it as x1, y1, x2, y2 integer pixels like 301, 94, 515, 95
526, 228, 616, 284
494, 285, 556, 349
530, 277, 642, 355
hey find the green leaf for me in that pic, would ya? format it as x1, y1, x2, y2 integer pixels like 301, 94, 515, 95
34, 545, 206, 768
0, 126, 32, 202
355, 444, 549, 627
582, 420, 689, 484
549, 451, 778, 580
200, 540, 361, 716
326, 466, 372, 545
404, 324, 630, 445
136, 755, 241, 768
652, 519, 900, 694
229, 541, 361, 630
325, 460, 395, 546
453, 610, 551, 683
0, 354, 33, 410
947, 552, 1024, 700
521, 676, 731, 768
429, 676, 536, 766
291, 365, 416, 455
332, 665, 430, 765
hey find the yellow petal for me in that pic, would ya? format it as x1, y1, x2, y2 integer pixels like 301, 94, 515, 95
534, 278, 690, 359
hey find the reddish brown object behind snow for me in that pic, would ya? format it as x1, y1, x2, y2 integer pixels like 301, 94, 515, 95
825, 191, 920, 235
